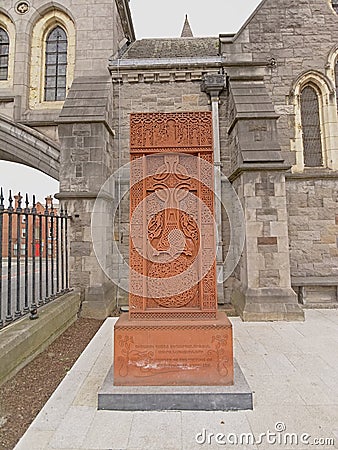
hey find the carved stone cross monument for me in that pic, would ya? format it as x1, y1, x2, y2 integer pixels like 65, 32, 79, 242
114, 112, 234, 386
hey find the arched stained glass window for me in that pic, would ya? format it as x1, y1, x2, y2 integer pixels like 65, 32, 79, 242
0, 27, 9, 80
300, 85, 323, 167
44, 26, 67, 101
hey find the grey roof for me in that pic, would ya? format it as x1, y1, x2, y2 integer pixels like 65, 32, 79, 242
121, 37, 220, 60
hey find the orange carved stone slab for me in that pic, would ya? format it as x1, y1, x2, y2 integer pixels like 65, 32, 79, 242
113, 111, 234, 387
128, 112, 217, 321
114, 312, 233, 386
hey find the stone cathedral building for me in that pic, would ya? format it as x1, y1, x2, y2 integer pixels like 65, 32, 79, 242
0, 0, 337, 321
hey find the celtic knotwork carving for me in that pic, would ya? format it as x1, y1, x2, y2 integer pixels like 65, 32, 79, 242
148, 210, 199, 258
147, 208, 199, 308
130, 112, 213, 151
129, 294, 144, 310
128, 111, 218, 318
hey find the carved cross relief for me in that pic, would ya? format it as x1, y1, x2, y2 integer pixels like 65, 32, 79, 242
129, 112, 217, 321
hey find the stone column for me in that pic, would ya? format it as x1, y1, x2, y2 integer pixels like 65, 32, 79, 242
227, 77, 304, 321
56, 77, 117, 319
231, 170, 304, 321
201, 74, 226, 304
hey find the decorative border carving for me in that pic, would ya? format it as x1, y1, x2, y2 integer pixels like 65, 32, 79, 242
116, 323, 230, 331
129, 311, 217, 321
129, 112, 217, 320
130, 112, 213, 152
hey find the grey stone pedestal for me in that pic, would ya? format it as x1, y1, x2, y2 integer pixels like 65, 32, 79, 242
98, 360, 253, 411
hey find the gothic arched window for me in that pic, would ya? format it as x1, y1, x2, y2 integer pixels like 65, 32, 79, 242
300, 85, 323, 167
0, 27, 9, 80
44, 26, 67, 101
335, 58, 338, 107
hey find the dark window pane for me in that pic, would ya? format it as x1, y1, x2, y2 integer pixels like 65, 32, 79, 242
0, 28, 9, 80
0, 55, 9, 67
57, 29, 66, 40
0, 28, 9, 44
57, 65, 66, 76
300, 86, 323, 167
58, 42, 67, 52
48, 27, 66, 41
46, 65, 57, 76
0, 43, 9, 55
57, 77, 66, 88
45, 88, 55, 101
44, 26, 68, 101
46, 53, 57, 64
58, 53, 67, 64
0, 67, 7, 80
46, 42, 57, 52
56, 88, 66, 101
46, 76, 56, 87
48, 28, 58, 40
335, 60, 338, 108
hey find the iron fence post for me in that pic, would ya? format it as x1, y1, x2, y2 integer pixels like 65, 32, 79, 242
38, 213, 43, 306
15, 193, 22, 317
65, 208, 69, 291
31, 195, 37, 311
44, 200, 49, 301
60, 208, 65, 292
50, 201, 55, 297
23, 194, 29, 313
6, 191, 13, 322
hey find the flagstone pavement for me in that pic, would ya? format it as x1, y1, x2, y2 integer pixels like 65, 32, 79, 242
14, 310, 338, 450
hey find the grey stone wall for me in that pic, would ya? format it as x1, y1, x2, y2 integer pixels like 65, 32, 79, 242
229, 170, 303, 320
221, 0, 338, 305
221, 0, 338, 160
286, 176, 338, 278
112, 80, 212, 165
0, 0, 129, 122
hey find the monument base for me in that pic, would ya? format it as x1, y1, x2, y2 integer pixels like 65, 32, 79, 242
232, 287, 305, 322
98, 360, 252, 411
114, 312, 233, 386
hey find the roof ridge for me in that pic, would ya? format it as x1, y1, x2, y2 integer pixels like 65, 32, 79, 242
131, 36, 218, 42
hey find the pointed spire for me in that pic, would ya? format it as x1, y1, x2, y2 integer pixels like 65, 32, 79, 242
180, 14, 193, 38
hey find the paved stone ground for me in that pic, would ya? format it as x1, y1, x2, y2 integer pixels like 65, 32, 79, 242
0, 318, 104, 450
14, 310, 338, 450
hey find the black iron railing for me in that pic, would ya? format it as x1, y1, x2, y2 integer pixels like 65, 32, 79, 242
0, 189, 70, 328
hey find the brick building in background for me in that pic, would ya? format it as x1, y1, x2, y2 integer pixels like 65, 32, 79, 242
0, 0, 337, 320
1, 195, 57, 258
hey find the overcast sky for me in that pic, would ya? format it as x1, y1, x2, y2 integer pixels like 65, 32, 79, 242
0, 1, 262, 204
129, 0, 262, 38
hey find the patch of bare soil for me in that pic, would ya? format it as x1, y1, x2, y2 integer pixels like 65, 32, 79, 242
0, 318, 103, 450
